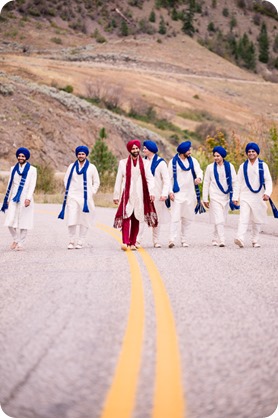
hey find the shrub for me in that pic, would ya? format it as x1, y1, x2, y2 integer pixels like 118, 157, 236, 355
35, 164, 56, 193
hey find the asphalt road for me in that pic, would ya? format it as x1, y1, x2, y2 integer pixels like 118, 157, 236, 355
0, 204, 278, 418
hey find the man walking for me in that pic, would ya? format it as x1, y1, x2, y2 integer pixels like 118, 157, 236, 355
113, 139, 157, 251
58, 145, 100, 249
233, 142, 273, 248
168, 141, 203, 248
202, 146, 238, 247
136, 140, 170, 248
1, 147, 37, 251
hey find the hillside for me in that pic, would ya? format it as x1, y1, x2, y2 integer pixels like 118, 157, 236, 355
0, 0, 278, 171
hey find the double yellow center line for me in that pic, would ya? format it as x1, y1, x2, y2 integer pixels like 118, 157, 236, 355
97, 223, 185, 418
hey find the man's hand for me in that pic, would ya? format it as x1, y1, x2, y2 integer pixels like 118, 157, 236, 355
24, 199, 31, 207
150, 195, 155, 202
169, 192, 175, 201
195, 178, 202, 185
203, 201, 210, 209
159, 196, 167, 201
263, 194, 270, 201
233, 200, 239, 206
113, 199, 119, 205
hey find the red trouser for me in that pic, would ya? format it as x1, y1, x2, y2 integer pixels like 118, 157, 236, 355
122, 212, 139, 246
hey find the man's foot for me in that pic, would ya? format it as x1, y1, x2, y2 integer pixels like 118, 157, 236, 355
219, 242, 225, 247
10, 241, 18, 250
154, 243, 161, 248
75, 241, 83, 249
168, 242, 175, 248
181, 242, 189, 248
212, 240, 218, 247
15, 244, 24, 251
130, 245, 137, 251
67, 242, 75, 250
234, 238, 244, 248
121, 243, 128, 251
252, 242, 261, 248
135, 242, 141, 249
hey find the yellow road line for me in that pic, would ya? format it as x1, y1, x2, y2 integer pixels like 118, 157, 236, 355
97, 224, 145, 418
138, 248, 185, 418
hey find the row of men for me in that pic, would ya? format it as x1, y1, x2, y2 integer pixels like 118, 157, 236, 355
0, 139, 274, 251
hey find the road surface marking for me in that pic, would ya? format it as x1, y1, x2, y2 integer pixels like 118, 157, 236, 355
138, 248, 185, 418
97, 224, 185, 418
97, 224, 145, 418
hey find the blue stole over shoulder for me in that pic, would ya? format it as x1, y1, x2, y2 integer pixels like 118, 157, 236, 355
150, 154, 165, 176
58, 159, 90, 220
213, 160, 240, 210
1, 162, 31, 212
172, 154, 205, 214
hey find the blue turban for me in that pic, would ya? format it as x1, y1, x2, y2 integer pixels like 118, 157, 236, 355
177, 141, 191, 154
245, 142, 260, 155
75, 145, 89, 156
143, 140, 158, 153
16, 147, 30, 160
213, 146, 227, 158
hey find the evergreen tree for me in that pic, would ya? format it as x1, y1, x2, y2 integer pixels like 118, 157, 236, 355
149, 10, 156, 22
237, 33, 256, 71
182, 0, 195, 37
158, 16, 167, 34
89, 128, 118, 187
120, 20, 129, 37
258, 21, 269, 63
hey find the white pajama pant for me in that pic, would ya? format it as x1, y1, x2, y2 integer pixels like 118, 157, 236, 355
68, 225, 88, 244
236, 201, 261, 244
213, 223, 225, 244
170, 218, 191, 244
137, 222, 162, 245
8, 227, 27, 246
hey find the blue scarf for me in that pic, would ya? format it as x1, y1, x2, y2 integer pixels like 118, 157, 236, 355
172, 154, 206, 214
1, 162, 31, 213
243, 158, 264, 193
150, 154, 165, 175
213, 161, 240, 210
244, 158, 278, 218
58, 159, 90, 220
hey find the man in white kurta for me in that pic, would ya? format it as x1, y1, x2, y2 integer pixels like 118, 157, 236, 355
168, 141, 203, 248
1, 147, 37, 251
203, 146, 238, 247
233, 142, 273, 248
136, 140, 170, 248
60, 145, 100, 249
113, 140, 156, 251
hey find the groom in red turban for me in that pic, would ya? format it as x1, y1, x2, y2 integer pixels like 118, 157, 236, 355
113, 140, 158, 250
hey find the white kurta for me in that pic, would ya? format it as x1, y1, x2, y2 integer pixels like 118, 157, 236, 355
113, 157, 155, 222
168, 156, 203, 222
64, 162, 100, 227
147, 156, 171, 224
202, 162, 237, 225
4, 164, 37, 229
233, 159, 273, 224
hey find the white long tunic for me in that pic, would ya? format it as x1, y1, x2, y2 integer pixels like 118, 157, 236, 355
233, 159, 273, 224
202, 162, 237, 224
146, 156, 170, 224
168, 156, 203, 222
4, 164, 37, 229
113, 157, 155, 222
64, 161, 100, 227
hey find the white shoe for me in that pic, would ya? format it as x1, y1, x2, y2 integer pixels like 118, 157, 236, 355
252, 242, 261, 248
135, 241, 141, 249
154, 243, 161, 248
219, 242, 225, 247
130, 245, 137, 251
121, 243, 128, 251
168, 242, 175, 248
75, 242, 83, 249
212, 240, 218, 247
67, 242, 75, 250
182, 242, 189, 247
234, 238, 244, 248
15, 244, 24, 251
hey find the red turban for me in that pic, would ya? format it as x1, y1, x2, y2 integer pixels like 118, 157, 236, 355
126, 140, 141, 152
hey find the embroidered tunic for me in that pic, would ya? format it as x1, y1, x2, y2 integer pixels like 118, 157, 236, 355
233, 159, 272, 224
168, 156, 203, 221
64, 162, 100, 227
4, 164, 37, 229
113, 158, 155, 222
203, 162, 237, 224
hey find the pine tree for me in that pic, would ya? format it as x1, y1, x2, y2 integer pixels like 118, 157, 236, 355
89, 128, 118, 188
158, 16, 167, 34
182, 0, 195, 37
237, 33, 256, 71
258, 21, 269, 63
